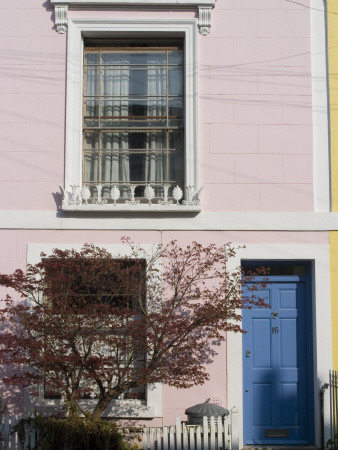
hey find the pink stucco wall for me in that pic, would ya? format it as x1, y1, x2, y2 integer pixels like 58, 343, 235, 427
0, 0, 313, 212
0, 229, 328, 421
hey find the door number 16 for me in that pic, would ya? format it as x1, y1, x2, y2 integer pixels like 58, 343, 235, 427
272, 326, 279, 334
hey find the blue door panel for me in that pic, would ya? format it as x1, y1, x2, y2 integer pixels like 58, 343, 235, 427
243, 276, 314, 445
281, 383, 299, 426
253, 384, 272, 426
252, 319, 271, 367
280, 319, 297, 367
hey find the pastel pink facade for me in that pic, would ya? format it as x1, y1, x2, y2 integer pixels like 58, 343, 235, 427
0, 0, 314, 212
0, 0, 333, 446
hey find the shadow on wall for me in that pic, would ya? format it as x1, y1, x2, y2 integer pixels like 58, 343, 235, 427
0, 378, 24, 416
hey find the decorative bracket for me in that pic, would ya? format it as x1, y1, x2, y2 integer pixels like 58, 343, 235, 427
54, 2, 69, 34
198, 6, 212, 36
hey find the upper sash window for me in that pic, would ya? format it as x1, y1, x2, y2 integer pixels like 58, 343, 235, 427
83, 41, 184, 202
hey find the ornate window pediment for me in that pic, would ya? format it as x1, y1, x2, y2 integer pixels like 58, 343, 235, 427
50, 0, 215, 35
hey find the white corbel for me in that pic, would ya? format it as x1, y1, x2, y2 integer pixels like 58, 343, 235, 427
53, 2, 69, 34
198, 6, 212, 36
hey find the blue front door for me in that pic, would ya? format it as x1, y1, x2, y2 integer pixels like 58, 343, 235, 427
242, 274, 314, 445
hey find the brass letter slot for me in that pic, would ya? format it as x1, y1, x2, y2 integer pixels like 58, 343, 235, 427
264, 429, 289, 438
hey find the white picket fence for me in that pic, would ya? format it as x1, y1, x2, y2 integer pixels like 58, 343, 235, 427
142, 412, 239, 450
0, 411, 239, 450
0, 415, 24, 450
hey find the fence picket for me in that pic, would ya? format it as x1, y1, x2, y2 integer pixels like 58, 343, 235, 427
216, 416, 222, 450
156, 427, 162, 450
149, 427, 155, 450
189, 426, 195, 450
196, 425, 202, 450
3, 415, 9, 450
143, 427, 149, 450
181, 422, 188, 450
202, 416, 208, 450
162, 426, 169, 450
9, 417, 16, 450
16, 416, 22, 450
175, 417, 181, 450
210, 416, 215, 450
169, 426, 175, 450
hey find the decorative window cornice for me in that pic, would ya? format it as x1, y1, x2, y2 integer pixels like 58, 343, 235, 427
50, 0, 215, 35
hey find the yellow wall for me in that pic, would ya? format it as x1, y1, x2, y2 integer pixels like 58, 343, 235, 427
328, 0, 338, 369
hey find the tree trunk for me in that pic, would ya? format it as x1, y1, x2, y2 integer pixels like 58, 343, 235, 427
92, 395, 114, 420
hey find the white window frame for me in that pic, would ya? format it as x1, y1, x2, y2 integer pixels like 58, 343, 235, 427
63, 17, 199, 212
25, 243, 163, 419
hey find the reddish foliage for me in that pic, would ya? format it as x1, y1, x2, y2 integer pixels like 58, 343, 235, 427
0, 240, 267, 419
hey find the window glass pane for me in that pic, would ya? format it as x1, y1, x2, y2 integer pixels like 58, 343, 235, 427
101, 52, 130, 65
84, 132, 99, 149
101, 67, 166, 96
101, 153, 130, 183
100, 131, 166, 150
143, 131, 166, 150
102, 52, 167, 65
168, 67, 183, 95
85, 52, 99, 65
130, 153, 146, 181
101, 67, 130, 96
132, 52, 166, 65
145, 153, 166, 183
147, 99, 166, 117
85, 153, 99, 182
84, 98, 99, 117
85, 67, 99, 96
128, 153, 165, 183
169, 151, 184, 183
101, 118, 167, 128
242, 263, 307, 276
168, 50, 183, 65
146, 67, 166, 96
101, 99, 129, 118
101, 185, 111, 198
101, 99, 166, 119
101, 132, 129, 150
169, 131, 183, 150
84, 119, 99, 128
169, 98, 183, 117
168, 118, 183, 128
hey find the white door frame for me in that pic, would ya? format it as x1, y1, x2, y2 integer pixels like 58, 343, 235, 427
226, 243, 332, 449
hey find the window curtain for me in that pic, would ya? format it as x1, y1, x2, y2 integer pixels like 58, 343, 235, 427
84, 63, 99, 184
101, 53, 130, 198
145, 54, 166, 195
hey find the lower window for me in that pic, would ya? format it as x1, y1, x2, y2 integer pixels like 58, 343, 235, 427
26, 243, 163, 418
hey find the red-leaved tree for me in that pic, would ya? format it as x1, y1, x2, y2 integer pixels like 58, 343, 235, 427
0, 240, 266, 419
